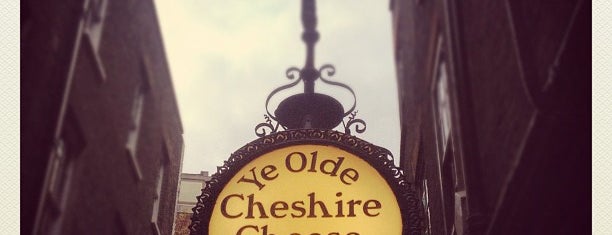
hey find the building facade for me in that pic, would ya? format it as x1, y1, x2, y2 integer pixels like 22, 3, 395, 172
173, 171, 211, 235
391, 0, 590, 234
21, 0, 184, 234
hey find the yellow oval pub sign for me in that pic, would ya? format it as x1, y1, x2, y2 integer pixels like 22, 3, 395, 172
189, 130, 422, 235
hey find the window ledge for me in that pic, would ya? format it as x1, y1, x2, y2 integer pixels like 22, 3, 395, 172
151, 221, 161, 235
126, 147, 143, 181
83, 31, 107, 82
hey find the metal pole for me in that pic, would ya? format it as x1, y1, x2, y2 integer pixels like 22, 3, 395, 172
301, 0, 319, 94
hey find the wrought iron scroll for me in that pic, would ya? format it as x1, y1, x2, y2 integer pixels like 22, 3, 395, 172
189, 129, 424, 235
256, 64, 368, 137
343, 111, 366, 135
318, 64, 357, 117
254, 0, 369, 136
263, 67, 302, 122
254, 114, 286, 137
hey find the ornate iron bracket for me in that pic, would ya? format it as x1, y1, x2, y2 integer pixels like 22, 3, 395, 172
343, 111, 367, 135
254, 114, 286, 137
253, 0, 368, 136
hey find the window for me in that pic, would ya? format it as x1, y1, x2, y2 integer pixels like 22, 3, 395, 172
441, 147, 456, 233
431, 34, 466, 235
436, 61, 452, 153
83, 0, 108, 80
151, 146, 168, 235
126, 55, 153, 181
178, 180, 205, 205
139, 55, 156, 93
151, 165, 164, 235
431, 35, 452, 163
126, 85, 145, 180
84, 0, 108, 52
38, 107, 85, 235
454, 190, 467, 235
421, 179, 432, 235
431, 34, 467, 235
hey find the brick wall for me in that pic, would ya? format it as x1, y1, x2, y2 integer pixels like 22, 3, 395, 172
22, 0, 183, 234
391, 0, 590, 234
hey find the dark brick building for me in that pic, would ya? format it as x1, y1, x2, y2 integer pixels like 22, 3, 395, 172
21, 0, 183, 234
391, 0, 590, 234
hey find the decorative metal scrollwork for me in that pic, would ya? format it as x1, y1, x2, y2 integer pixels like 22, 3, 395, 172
253, 0, 368, 136
318, 64, 357, 117
254, 114, 286, 137
255, 64, 368, 137
343, 111, 366, 135
263, 67, 302, 123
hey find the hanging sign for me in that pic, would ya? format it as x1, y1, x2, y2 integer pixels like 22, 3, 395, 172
189, 130, 422, 235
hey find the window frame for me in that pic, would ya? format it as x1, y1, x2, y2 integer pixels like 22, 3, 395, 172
125, 84, 146, 181
83, 0, 109, 81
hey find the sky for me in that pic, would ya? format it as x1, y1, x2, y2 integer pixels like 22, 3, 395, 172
154, 1, 401, 174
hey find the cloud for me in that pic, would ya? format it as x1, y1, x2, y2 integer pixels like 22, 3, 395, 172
155, 0, 400, 174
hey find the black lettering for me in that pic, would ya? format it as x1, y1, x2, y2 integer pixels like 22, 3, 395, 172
236, 225, 258, 235
237, 167, 266, 190
261, 165, 278, 181
347, 200, 362, 217
261, 225, 270, 235
221, 194, 243, 218
363, 200, 382, 217
339, 168, 359, 185
320, 157, 344, 176
246, 194, 269, 219
308, 151, 318, 172
291, 201, 306, 218
308, 192, 332, 218
286, 152, 307, 172
335, 192, 344, 217
270, 201, 289, 218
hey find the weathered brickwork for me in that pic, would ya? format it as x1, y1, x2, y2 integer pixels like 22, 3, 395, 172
391, 0, 589, 234
22, 0, 183, 234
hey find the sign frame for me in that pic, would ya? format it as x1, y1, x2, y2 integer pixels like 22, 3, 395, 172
189, 129, 423, 234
